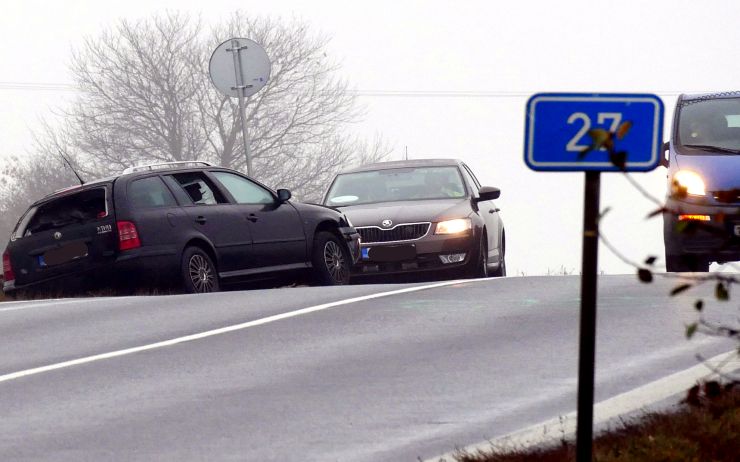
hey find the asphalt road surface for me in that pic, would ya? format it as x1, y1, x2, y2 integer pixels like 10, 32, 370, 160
0, 275, 735, 461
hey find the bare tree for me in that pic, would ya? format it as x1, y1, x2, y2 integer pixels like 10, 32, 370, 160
2, 12, 388, 229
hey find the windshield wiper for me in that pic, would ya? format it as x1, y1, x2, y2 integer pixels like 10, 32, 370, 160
682, 144, 740, 154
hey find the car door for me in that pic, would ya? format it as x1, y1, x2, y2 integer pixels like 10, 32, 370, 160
164, 172, 253, 274
461, 164, 501, 263
209, 171, 307, 270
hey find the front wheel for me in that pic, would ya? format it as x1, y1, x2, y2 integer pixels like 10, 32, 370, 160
491, 233, 506, 277
665, 254, 709, 273
181, 246, 220, 293
312, 231, 351, 285
463, 233, 489, 279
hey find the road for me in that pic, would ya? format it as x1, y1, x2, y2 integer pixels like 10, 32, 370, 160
0, 275, 735, 461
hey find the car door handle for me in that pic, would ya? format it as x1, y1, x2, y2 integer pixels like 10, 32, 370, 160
489, 208, 500, 214
195, 216, 207, 225
247, 214, 259, 223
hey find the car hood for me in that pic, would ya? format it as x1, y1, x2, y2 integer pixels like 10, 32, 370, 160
674, 152, 740, 191
339, 198, 472, 227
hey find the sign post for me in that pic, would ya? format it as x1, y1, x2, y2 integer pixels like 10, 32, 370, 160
208, 38, 271, 177
524, 93, 663, 462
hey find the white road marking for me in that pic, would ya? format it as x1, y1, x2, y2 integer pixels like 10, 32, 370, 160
425, 350, 739, 462
0, 279, 487, 384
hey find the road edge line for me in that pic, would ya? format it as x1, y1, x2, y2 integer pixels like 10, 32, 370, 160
424, 350, 739, 462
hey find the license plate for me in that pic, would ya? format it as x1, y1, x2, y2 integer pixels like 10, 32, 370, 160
40, 242, 88, 267
367, 245, 416, 262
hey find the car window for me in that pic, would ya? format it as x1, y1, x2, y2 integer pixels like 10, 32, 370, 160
212, 171, 274, 204
325, 166, 467, 206
21, 187, 108, 236
171, 172, 226, 205
460, 165, 481, 197
462, 164, 482, 190
678, 96, 740, 152
128, 176, 177, 209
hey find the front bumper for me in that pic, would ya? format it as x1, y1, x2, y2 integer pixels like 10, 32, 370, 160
338, 226, 362, 264
352, 232, 476, 275
663, 197, 740, 261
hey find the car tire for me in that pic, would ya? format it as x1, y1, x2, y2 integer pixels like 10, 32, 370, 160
665, 254, 709, 273
464, 233, 489, 279
181, 246, 220, 293
491, 232, 506, 277
312, 231, 351, 285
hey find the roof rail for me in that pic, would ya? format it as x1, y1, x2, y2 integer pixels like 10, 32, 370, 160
123, 161, 214, 174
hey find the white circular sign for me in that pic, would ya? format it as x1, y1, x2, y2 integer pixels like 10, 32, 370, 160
209, 38, 271, 98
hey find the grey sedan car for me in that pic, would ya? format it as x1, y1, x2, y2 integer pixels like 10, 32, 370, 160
323, 159, 505, 278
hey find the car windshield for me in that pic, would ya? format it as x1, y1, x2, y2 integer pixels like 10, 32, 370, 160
677, 97, 740, 153
325, 166, 467, 206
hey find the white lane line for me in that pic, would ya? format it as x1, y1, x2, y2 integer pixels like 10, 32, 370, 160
425, 350, 739, 462
0, 279, 486, 384
0, 297, 107, 312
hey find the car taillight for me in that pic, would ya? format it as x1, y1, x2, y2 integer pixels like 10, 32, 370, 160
117, 221, 141, 251
3, 250, 15, 282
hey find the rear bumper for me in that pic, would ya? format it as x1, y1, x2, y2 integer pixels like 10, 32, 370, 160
663, 198, 740, 262
3, 250, 178, 295
352, 232, 476, 275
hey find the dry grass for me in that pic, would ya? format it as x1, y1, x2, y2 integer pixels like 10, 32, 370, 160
455, 383, 739, 462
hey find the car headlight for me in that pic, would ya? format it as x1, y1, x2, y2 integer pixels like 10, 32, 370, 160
435, 218, 472, 235
673, 170, 706, 196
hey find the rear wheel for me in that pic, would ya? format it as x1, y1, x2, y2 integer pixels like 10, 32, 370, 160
312, 231, 351, 285
181, 246, 220, 293
665, 254, 709, 273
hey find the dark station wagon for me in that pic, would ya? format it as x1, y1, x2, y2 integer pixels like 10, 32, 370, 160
2, 161, 360, 295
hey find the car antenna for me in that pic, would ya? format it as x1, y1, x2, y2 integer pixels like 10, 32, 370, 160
57, 148, 85, 185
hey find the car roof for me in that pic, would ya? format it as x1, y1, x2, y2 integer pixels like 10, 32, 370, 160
340, 158, 463, 174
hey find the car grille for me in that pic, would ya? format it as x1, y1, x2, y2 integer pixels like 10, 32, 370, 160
356, 223, 431, 243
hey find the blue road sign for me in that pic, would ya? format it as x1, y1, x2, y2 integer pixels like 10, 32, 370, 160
524, 93, 664, 172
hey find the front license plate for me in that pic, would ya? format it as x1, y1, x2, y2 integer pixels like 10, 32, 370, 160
368, 245, 416, 262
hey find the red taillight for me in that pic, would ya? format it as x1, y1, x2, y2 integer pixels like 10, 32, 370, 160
117, 221, 141, 251
3, 250, 15, 282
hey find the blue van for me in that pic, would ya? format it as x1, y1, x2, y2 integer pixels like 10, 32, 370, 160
663, 92, 740, 272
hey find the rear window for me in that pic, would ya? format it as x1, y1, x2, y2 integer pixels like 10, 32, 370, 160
128, 176, 177, 209
20, 187, 108, 237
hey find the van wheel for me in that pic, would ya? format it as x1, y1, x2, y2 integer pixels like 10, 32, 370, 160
182, 247, 220, 293
665, 254, 709, 273
312, 231, 351, 285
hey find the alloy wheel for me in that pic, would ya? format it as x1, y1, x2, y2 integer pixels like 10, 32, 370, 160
188, 254, 216, 293
323, 240, 347, 283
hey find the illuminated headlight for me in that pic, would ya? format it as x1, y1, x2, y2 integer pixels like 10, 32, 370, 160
435, 218, 472, 235
673, 170, 706, 196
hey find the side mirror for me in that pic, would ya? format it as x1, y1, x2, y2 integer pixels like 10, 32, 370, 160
660, 141, 670, 168
476, 186, 500, 202
277, 188, 292, 203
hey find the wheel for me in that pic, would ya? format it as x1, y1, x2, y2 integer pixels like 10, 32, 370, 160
491, 232, 506, 277
464, 233, 488, 278
312, 231, 351, 285
665, 254, 709, 273
181, 246, 220, 293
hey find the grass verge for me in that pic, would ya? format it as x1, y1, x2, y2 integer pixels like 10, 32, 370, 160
454, 382, 739, 462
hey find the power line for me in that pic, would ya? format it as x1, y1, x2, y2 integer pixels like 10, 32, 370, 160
0, 81, 691, 98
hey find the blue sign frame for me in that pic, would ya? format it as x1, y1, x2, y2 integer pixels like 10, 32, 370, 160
524, 93, 664, 172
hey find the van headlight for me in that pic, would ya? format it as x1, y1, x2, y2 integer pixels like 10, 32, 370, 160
673, 170, 706, 196
435, 218, 472, 235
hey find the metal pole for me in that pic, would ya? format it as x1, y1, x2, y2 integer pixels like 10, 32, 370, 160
229, 39, 253, 177
576, 170, 600, 462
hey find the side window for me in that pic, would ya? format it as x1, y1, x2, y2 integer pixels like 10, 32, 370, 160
128, 176, 177, 209
170, 172, 226, 205
212, 171, 275, 205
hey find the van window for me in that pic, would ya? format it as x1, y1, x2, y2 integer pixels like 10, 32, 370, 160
128, 177, 177, 209
22, 187, 107, 237
678, 97, 740, 152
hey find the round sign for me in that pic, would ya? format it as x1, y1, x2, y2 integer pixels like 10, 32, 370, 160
209, 38, 271, 98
